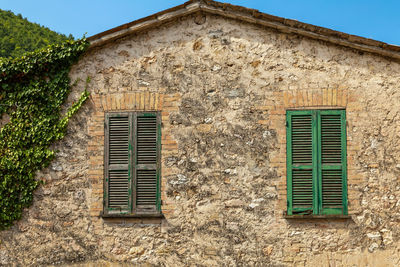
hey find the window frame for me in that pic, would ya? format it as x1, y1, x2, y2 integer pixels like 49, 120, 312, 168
286, 109, 348, 216
103, 111, 162, 217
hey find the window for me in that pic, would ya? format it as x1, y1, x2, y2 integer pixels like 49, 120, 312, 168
103, 112, 161, 216
286, 109, 347, 216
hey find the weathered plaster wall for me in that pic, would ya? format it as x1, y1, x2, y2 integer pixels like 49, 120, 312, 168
2, 12, 400, 266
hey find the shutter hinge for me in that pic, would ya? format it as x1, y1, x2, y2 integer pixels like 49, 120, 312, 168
285, 121, 288, 127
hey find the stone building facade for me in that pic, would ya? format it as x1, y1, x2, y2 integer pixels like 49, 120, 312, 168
2, 0, 400, 266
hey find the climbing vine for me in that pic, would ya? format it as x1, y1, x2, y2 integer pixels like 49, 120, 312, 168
0, 38, 89, 230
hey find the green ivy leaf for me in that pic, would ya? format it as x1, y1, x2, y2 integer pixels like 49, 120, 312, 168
0, 38, 90, 230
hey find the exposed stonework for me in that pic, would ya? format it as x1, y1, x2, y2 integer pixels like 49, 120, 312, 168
2, 9, 400, 267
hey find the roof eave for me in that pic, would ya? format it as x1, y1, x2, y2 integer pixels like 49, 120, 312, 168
87, 1, 201, 48
87, 0, 400, 61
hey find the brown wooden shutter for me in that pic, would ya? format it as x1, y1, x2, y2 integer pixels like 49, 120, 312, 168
319, 110, 347, 215
105, 113, 132, 214
134, 113, 160, 214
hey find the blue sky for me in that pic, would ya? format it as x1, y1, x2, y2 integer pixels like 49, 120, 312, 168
2, 0, 400, 45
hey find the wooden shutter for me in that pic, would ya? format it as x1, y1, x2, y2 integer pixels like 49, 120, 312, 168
105, 113, 132, 214
318, 110, 347, 215
286, 110, 317, 215
134, 112, 160, 214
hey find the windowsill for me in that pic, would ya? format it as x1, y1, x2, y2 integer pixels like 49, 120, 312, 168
100, 211, 164, 219
284, 214, 351, 219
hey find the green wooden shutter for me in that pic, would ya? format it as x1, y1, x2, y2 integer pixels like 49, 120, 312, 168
134, 112, 161, 214
286, 110, 318, 215
105, 113, 132, 214
318, 110, 347, 215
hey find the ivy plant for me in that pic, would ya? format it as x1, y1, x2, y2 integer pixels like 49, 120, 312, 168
0, 38, 89, 230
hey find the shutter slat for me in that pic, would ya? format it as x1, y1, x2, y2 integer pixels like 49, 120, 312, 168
109, 170, 129, 208
321, 168, 342, 208
291, 114, 313, 165
109, 116, 129, 165
136, 169, 157, 206
137, 116, 157, 165
321, 114, 341, 166
292, 168, 313, 209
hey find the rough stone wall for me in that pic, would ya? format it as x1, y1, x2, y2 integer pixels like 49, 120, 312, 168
2, 12, 400, 267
